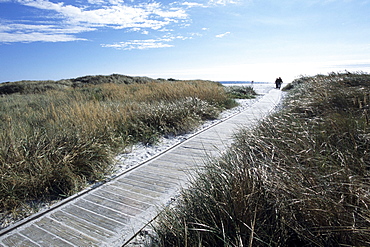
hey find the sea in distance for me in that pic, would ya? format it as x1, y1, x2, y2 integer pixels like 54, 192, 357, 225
220, 81, 269, 85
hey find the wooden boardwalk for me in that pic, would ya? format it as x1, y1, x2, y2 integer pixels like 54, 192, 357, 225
0, 87, 282, 247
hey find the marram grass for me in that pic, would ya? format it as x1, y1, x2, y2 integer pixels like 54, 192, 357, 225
0, 78, 250, 225
154, 72, 370, 246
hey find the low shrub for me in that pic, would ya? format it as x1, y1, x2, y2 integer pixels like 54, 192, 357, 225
224, 85, 257, 99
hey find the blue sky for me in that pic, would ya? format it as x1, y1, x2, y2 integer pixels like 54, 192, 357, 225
1, 0, 370, 83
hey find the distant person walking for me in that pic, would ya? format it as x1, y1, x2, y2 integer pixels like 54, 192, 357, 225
275, 77, 283, 89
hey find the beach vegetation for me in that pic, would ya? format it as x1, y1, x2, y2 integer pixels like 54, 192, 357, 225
0, 75, 253, 227
154, 72, 370, 246
224, 85, 257, 99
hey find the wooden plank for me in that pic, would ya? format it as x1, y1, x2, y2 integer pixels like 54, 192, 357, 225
62, 205, 126, 233
1, 233, 39, 247
167, 148, 207, 158
116, 177, 168, 193
147, 159, 200, 177
137, 170, 184, 185
180, 142, 220, 151
180, 138, 227, 149
153, 153, 204, 166
175, 146, 223, 158
124, 174, 175, 189
100, 185, 156, 204
35, 217, 100, 247
142, 166, 188, 181
158, 153, 211, 168
170, 145, 206, 154
146, 159, 192, 171
145, 163, 188, 173
108, 180, 163, 198
50, 210, 116, 240
74, 199, 130, 225
20, 225, 74, 247
83, 194, 144, 216
93, 188, 152, 211
191, 132, 227, 141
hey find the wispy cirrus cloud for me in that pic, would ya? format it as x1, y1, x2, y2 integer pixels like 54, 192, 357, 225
209, 0, 243, 5
0, 0, 188, 43
215, 31, 230, 38
182, 0, 241, 8
0, 0, 240, 47
0, 32, 86, 43
102, 38, 174, 50
17, 0, 187, 28
182, 1, 207, 8
102, 35, 191, 50
0, 22, 93, 42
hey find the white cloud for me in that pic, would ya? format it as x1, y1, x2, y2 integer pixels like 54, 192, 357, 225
0, 21, 93, 42
1, 0, 240, 43
0, 23, 95, 34
87, 0, 104, 5
16, 0, 187, 28
183, 0, 241, 8
215, 31, 230, 38
101, 34, 194, 50
0, 32, 86, 42
102, 38, 174, 50
182, 2, 207, 8
1, 0, 189, 43
208, 0, 240, 5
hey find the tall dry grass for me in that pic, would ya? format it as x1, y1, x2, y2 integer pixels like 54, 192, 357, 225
0, 79, 239, 220
154, 72, 370, 246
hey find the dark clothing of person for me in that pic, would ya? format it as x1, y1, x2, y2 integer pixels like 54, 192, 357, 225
275, 77, 283, 89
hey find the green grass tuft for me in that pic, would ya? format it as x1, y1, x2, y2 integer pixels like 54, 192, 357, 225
225, 85, 257, 99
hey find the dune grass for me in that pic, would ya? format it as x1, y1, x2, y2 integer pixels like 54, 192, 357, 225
0, 78, 249, 223
154, 72, 370, 246
224, 85, 257, 99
